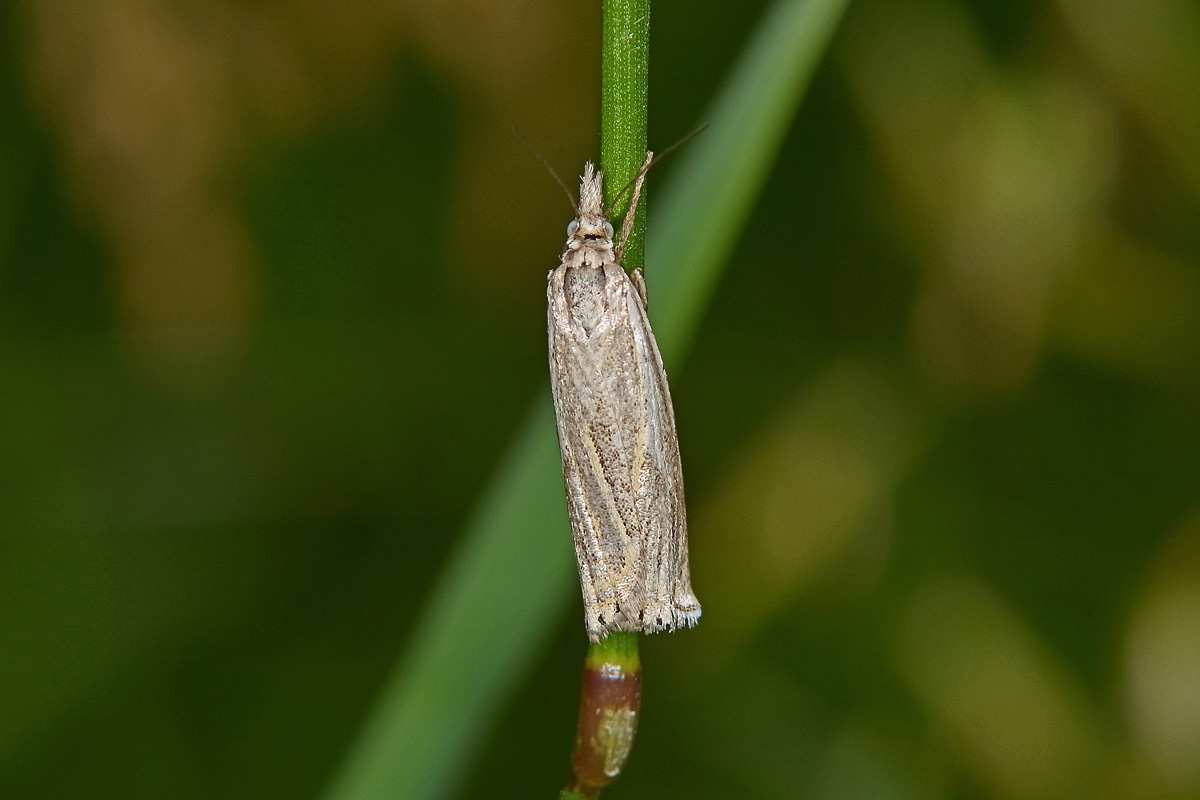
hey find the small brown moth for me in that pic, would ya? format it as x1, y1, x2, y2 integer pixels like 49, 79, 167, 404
548, 153, 701, 642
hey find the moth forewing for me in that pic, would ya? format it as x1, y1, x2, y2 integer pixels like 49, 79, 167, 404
547, 155, 700, 642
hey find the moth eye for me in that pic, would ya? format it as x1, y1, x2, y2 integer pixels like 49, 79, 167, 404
566, 220, 579, 238
603, 221, 614, 238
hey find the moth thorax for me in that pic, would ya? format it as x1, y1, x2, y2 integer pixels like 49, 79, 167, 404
564, 266, 607, 332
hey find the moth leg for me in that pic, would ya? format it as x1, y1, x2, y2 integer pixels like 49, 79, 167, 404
630, 268, 649, 309
615, 151, 655, 261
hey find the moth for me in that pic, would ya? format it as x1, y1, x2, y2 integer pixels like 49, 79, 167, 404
547, 152, 701, 642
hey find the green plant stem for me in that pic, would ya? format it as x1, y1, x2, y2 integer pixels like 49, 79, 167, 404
560, 5, 652, 796
601, 0, 651, 273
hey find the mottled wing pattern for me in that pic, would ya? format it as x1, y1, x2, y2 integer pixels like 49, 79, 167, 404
625, 270, 700, 632
549, 261, 700, 640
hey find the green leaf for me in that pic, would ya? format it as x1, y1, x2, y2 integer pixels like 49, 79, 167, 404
648, 0, 852, 365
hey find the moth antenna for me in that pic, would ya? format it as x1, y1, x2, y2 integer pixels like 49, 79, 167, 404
605, 122, 709, 215
654, 122, 709, 165
514, 129, 578, 215
607, 153, 653, 219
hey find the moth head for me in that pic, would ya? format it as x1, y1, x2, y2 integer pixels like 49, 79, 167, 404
562, 162, 614, 246
565, 217, 613, 243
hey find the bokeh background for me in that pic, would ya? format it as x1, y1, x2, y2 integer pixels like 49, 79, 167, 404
3, 0, 1200, 798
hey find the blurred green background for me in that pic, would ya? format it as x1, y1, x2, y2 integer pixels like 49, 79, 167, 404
2, 0, 1200, 798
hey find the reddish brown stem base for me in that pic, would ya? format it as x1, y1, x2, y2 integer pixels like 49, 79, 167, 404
561, 633, 641, 799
